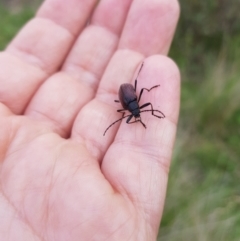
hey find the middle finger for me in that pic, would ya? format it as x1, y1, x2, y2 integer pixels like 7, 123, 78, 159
25, 0, 133, 137
71, 0, 180, 160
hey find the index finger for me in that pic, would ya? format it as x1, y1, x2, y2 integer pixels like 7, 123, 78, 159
102, 55, 180, 232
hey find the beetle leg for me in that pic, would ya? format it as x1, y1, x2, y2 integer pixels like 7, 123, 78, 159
103, 113, 131, 136
114, 100, 120, 103
140, 120, 147, 128
139, 102, 165, 118
137, 85, 160, 103
117, 109, 125, 112
126, 115, 146, 128
116, 109, 126, 119
139, 102, 151, 109
126, 114, 133, 123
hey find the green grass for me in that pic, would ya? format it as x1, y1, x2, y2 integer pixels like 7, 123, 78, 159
0, 4, 240, 241
0, 5, 34, 50
158, 33, 240, 241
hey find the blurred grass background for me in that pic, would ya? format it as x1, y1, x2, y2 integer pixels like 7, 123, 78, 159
0, 0, 239, 240
159, 1, 240, 240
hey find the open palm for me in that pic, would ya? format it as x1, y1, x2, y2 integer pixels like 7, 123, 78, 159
0, 0, 180, 240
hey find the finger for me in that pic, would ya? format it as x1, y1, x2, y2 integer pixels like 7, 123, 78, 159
25, 72, 94, 138
70, 55, 180, 232
96, 0, 180, 106
25, 0, 134, 137
69, 1, 179, 158
70, 51, 143, 160
0, 103, 13, 117
7, 0, 98, 73
37, 0, 98, 37
119, 0, 180, 55
92, 0, 180, 138
25, 0, 133, 137
1, 0, 97, 114
91, 0, 133, 35
0, 52, 46, 114
71, 52, 178, 159
62, 0, 133, 89
102, 55, 180, 232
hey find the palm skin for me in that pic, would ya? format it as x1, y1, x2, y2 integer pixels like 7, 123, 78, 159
0, 0, 180, 240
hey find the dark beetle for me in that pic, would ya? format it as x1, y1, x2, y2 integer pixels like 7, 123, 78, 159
103, 62, 165, 136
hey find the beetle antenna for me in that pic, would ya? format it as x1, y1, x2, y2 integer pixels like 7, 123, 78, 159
103, 114, 132, 136
139, 109, 165, 118
137, 62, 144, 79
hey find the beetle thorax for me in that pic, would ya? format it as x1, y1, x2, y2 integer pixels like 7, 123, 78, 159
132, 109, 140, 117
128, 101, 140, 116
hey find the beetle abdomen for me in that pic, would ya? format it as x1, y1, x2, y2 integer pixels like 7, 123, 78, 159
119, 83, 137, 109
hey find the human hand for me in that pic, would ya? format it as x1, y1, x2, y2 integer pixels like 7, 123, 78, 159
0, 0, 180, 240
